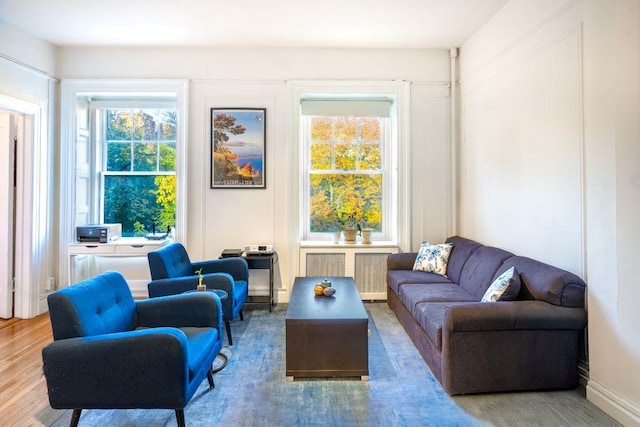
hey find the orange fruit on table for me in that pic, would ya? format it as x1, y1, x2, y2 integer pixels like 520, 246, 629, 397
314, 284, 324, 296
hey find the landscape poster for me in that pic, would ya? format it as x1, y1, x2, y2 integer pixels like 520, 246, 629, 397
211, 108, 266, 188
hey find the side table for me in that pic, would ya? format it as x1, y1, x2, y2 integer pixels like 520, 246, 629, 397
243, 252, 278, 312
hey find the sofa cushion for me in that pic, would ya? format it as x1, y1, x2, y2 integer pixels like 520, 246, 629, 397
458, 246, 515, 300
444, 236, 483, 284
399, 283, 475, 315
413, 242, 453, 276
387, 270, 452, 295
414, 302, 471, 350
507, 256, 586, 307
481, 267, 520, 302
180, 327, 220, 380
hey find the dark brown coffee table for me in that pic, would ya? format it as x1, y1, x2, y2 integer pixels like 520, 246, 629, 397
285, 276, 369, 380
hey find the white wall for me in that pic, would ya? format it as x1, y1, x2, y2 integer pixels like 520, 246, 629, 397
56, 47, 453, 302
0, 24, 58, 317
460, 0, 640, 424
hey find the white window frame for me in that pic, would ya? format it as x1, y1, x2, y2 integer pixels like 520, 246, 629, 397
301, 113, 392, 241
287, 80, 411, 248
59, 79, 188, 287
93, 102, 178, 231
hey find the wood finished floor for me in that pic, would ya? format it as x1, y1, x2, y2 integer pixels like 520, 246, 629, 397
0, 314, 63, 426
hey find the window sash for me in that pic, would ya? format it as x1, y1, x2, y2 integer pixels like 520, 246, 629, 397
302, 114, 393, 241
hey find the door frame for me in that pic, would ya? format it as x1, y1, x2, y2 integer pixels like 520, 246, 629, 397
0, 93, 49, 318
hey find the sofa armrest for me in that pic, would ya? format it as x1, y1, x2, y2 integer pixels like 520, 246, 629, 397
136, 293, 222, 329
42, 328, 190, 409
192, 257, 249, 282
387, 252, 418, 271
444, 300, 586, 333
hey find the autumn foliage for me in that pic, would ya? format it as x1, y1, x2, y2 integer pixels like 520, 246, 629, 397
308, 116, 383, 232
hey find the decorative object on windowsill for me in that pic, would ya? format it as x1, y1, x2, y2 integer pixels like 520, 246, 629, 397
332, 231, 341, 244
361, 228, 373, 244
343, 226, 357, 243
146, 224, 171, 241
196, 268, 206, 291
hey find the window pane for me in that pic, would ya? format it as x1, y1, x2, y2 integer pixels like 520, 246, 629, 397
309, 173, 382, 232
133, 142, 157, 171
358, 142, 381, 170
160, 111, 177, 140
333, 117, 356, 140
106, 142, 131, 171
104, 175, 175, 236
106, 110, 131, 140
132, 111, 158, 140
159, 142, 176, 172
358, 118, 381, 141
311, 116, 332, 140
335, 142, 356, 170
310, 142, 332, 170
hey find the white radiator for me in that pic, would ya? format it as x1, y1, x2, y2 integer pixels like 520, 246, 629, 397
299, 245, 399, 300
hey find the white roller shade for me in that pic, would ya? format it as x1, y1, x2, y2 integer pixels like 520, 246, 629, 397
300, 99, 392, 118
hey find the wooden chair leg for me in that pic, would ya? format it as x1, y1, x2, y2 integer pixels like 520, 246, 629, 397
225, 321, 233, 345
69, 409, 82, 427
175, 409, 186, 427
207, 368, 215, 389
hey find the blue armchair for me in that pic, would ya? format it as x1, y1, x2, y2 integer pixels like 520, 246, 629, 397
147, 242, 249, 345
42, 271, 223, 427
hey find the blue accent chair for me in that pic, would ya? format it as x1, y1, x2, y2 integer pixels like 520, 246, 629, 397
42, 270, 223, 427
147, 242, 249, 345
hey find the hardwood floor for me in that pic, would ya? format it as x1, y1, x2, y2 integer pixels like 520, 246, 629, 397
0, 314, 65, 426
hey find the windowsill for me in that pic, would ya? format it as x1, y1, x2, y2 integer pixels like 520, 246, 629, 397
300, 240, 399, 249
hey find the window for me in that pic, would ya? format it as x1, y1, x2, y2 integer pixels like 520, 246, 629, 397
99, 107, 177, 237
301, 98, 394, 241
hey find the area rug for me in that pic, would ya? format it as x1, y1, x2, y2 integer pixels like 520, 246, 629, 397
49, 303, 484, 426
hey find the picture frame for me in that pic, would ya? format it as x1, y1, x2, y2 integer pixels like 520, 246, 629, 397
210, 108, 266, 189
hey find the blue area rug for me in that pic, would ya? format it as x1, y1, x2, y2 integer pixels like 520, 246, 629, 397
50, 303, 484, 426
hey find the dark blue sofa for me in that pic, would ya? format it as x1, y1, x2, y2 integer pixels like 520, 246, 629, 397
387, 236, 587, 395
42, 270, 223, 427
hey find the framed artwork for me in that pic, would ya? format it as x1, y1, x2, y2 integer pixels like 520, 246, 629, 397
210, 108, 266, 189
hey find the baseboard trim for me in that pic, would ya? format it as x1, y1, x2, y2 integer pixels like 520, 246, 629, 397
587, 379, 640, 426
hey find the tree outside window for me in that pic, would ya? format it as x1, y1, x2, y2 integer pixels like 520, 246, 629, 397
103, 109, 177, 236
307, 115, 383, 233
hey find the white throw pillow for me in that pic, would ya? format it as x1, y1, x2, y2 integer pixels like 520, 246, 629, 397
481, 266, 517, 302
412, 242, 453, 277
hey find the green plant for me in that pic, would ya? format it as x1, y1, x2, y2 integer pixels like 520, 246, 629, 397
196, 268, 206, 291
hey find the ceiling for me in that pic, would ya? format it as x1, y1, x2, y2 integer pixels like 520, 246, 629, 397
0, 0, 508, 49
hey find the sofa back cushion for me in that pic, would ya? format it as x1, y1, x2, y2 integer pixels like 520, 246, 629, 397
458, 246, 514, 300
47, 271, 136, 340
506, 256, 586, 307
445, 236, 483, 284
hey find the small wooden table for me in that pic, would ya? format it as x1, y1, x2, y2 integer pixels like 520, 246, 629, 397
285, 276, 369, 381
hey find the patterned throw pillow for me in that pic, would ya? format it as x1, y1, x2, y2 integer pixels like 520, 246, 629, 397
481, 266, 520, 302
412, 242, 453, 277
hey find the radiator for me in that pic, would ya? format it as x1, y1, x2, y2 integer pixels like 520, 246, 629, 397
300, 246, 399, 300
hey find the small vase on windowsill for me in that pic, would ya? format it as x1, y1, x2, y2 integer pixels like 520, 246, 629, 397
361, 228, 373, 244
343, 227, 357, 243
332, 231, 341, 244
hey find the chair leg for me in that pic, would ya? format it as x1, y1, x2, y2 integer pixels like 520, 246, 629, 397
207, 368, 215, 389
240, 309, 244, 321
70, 409, 82, 427
225, 321, 233, 346
175, 409, 186, 427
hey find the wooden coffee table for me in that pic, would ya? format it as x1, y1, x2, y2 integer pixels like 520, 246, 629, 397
285, 276, 369, 381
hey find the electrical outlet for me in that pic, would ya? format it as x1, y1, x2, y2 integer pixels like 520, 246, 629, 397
46, 277, 56, 291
